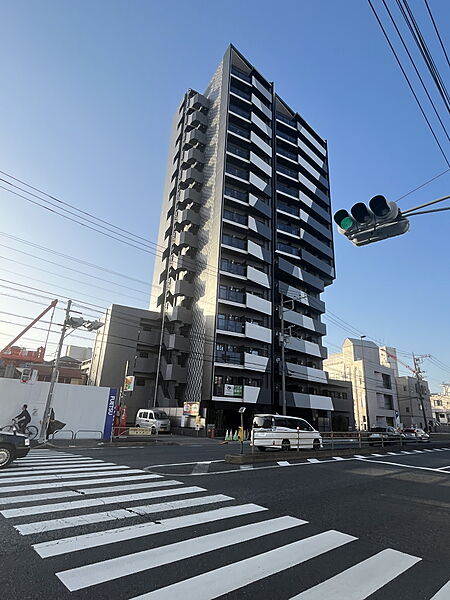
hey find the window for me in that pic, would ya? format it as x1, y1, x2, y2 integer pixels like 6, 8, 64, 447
405, 407, 410, 413
383, 394, 393, 410
136, 377, 146, 386
382, 373, 392, 389
140, 411, 149, 419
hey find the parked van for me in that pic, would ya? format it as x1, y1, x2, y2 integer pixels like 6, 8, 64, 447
135, 409, 171, 433
251, 414, 322, 451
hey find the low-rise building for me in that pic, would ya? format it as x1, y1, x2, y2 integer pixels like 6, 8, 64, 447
430, 383, 450, 429
320, 378, 355, 431
395, 375, 432, 429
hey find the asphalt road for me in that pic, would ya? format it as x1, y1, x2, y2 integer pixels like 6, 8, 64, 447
0, 443, 449, 600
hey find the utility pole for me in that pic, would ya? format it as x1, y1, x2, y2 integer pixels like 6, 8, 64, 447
280, 294, 287, 416
412, 353, 430, 432
38, 300, 72, 443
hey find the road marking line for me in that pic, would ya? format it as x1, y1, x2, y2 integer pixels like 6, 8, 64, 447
400, 451, 414, 454
37, 503, 271, 559
412, 450, 424, 453
124, 530, 357, 600
353, 455, 366, 459
146, 460, 224, 469
356, 458, 450, 474
371, 454, 383, 457
56, 515, 304, 590
436, 466, 450, 471
386, 452, 400, 455
0, 490, 82, 505
1, 485, 207, 518
277, 461, 291, 466
307, 458, 320, 463
11, 461, 105, 468
191, 462, 212, 474
15, 458, 100, 464
0, 464, 119, 476
423, 449, 435, 452
239, 464, 253, 470
288, 548, 421, 599
332, 457, 345, 461
0, 474, 162, 494
78, 480, 183, 494
430, 579, 450, 599
0, 469, 141, 486
15, 494, 234, 535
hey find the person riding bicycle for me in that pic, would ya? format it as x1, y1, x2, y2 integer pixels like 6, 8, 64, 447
15, 404, 31, 434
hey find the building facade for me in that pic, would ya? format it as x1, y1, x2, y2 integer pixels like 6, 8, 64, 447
395, 375, 432, 429
324, 339, 400, 430
89, 305, 161, 421
150, 45, 335, 430
430, 383, 450, 429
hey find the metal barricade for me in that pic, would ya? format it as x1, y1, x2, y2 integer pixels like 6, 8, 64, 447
51, 429, 74, 440
74, 430, 103, 441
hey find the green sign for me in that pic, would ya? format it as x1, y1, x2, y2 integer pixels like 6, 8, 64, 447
340, 216, 354, 230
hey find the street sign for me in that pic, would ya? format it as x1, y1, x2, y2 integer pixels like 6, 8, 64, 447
123, 375, 135, 392
183, 402, 200, 416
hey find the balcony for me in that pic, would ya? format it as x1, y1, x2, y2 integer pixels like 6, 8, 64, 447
246, 292, 272, 315
184, 129, 206, 147
247, 265, 270, 288
178, 187, 202, 208
179, 167, 203, 188
252, 94, 271, 119
285, 392, 333, 411
139, 330, 160, 346
278, 257, 325, 292
277, 164, 298, 179
227, 143, 250, 160
215, 351, 244, 365
231, 65, 252, 82
222, 234, 246, 251
277, 146, 298, 162
185, 111, 208, 130
283, 335, 322, 358
249, 193, 271, 218
277, 242, 300, 257
172, 255, 197, 274
163, 332, 190, 352
278, 282, 325, 313
187, 92, 209, 111
250, 172, 271, 196
277, 202, 299, 218
164, 363, 187, 383
228, 122, 250, 139
175, 230, 198, 249
170, 279, 194, 298
220, 259, 246, 277
134, 356, 157, 373
182, 147, 205, 168
212, 385, 261, 404
218, 288, 245, 304
277, 182, 298, 199
229, 103, 251, 120
224, 186, 248, 202
245, 322, 271, 344
284, 362, 328, 384
276, 112, 296, 128
223, 209, 247, 226
230, 85, 252, 101
226, 164, 249, 181
250, 131, 272, 157
169, 306, 192, 324
244, 352, 269, 372
217, 319, 245, 334
251, 113, 272, 138
277, 130, 298, 145
178, 208, 200, 228
283, 310, 326, 335
250, 151, 272, 177
278, 223, 300, 237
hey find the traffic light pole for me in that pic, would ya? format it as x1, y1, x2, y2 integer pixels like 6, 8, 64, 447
281, 294, 287, 417
412, 353, 430, 432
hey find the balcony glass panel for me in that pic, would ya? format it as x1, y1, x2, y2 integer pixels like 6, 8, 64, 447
277, 164, 298, 178
222, 233, 246, 249
217, 318, 245, 333
223, 209, 247, 225
277, 182, 298, 198
278, 223, 300, 236
231, 66, 251, 82
228, 122, 250, 138
229, 103, 251, 119
276, 112, 296, 126
277, 130, 298, 144
226, 164, 249, 180
277, 242, 300, 256
220, 259, 246, 275
219, 287, 245, 303
224, 186, 248, 201
215, 351, 244, 364
277, 146, 298, 161
277, 201, 299, 216
230, 85, 251, 100
228, 144, 250, 159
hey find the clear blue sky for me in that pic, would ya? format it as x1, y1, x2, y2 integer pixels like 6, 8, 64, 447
0, 0, 449, 390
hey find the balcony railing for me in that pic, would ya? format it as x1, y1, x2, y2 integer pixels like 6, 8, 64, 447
277, 164, 298, 179
229, 104, 251, 119
224, 186, 248, 201
277, 242, 300, 256
219, 289, 245, 303
223, 210, 247, 225
228, 122, 250, 138
215, 351, 244, 364
278, 222, 300, 236
222, 234, 246, 249
226, 165, 249, 180
276, 112, 296, 126
231, 65, 252, 82
220, 260, 246, 276
230, 85, 251, 101
277, 201, 299, 217
277, 130, 298, 144
228, 144, 250, 159
277, 146, 298, 161
277, 182, 298, 198
217, 319, 245, 333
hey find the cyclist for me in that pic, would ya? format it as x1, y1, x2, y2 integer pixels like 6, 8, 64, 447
15, 404, 31, 434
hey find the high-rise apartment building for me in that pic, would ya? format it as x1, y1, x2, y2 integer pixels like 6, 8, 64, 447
150, 45, 335, 430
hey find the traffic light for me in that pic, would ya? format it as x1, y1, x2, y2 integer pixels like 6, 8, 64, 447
334, 196, 409, 246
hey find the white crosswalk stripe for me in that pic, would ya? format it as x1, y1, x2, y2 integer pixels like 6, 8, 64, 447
288, 549, 420, 599
0, 449, 443, 599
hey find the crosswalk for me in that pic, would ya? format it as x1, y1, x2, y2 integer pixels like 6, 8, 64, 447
0, 448, 448, 599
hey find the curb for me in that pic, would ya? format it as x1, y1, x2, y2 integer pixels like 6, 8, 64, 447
225, 442, 450, 464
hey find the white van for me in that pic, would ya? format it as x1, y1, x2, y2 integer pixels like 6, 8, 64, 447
135, 409, 171, 433
251, 414, 322, 451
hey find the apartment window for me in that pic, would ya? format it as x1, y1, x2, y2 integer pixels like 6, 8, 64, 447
382, 373, 392, 389
405, 407, 410, 413
383, 395, 394, 410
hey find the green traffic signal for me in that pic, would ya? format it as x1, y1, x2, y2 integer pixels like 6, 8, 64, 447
333, 209, 355, 231
340, 216, 354, 230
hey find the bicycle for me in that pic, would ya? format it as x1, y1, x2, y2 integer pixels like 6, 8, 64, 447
0, 418, 39, 440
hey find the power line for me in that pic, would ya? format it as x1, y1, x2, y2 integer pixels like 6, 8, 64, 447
396, 167, 449, 202
423, 0, 450, 68
367, 0, 450, 167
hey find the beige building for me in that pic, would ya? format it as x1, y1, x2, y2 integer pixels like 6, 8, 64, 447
430, 383, 450, 428
323, 339, 400, 430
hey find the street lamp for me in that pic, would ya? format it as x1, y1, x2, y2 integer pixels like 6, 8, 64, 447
38, 300, 103, 442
